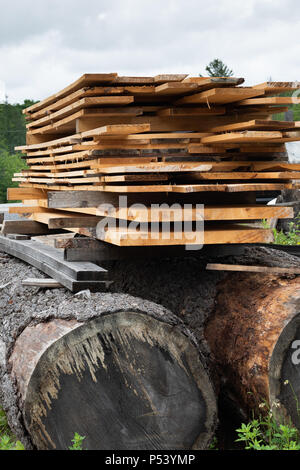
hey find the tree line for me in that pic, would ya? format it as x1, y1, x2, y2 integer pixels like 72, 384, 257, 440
0, 99, 36, 203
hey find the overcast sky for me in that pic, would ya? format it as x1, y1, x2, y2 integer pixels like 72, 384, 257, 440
1, 0, 300, 103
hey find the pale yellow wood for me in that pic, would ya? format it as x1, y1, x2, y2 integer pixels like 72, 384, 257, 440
175, 87, 264, 105
201, 131, 282, 145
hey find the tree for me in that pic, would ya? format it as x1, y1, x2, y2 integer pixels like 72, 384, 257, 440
201, 59, 233, 77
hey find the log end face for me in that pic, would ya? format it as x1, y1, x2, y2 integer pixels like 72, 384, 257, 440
16, 312, 216, 450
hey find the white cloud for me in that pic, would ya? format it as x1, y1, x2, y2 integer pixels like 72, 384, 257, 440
0, 0, 299, 102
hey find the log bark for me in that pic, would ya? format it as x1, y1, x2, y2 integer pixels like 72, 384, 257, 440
1, 292, 217, 450
106, 246, 300, 428
205, 272, 300, 427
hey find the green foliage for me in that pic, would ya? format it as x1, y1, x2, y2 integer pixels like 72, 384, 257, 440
0, 406, 24, 451
201, 59, 233, 77
272, 89, 300, 121
0, 150, 27, 203
236, 411, 300, 450
261, 216, 300, 245
0, 99, 34, 203
208, 436, 218, 450
272, 218, 300, 245
69, 433, 86, 450
0, 100, 35, 154
0, 436, 25, 451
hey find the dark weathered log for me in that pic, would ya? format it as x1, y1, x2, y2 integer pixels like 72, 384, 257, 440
205, 271, 300, 427
2, 293, 217, 450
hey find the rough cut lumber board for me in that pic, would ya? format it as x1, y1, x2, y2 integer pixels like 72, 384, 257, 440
206, 263, 300, 274
238, 97, 300, 106
19, 181, 300, 193
157, 107, 225, 116
81, 124, 151, 138
210, 120, 297, 132
183, 77, 245, 88
46, 190, 256, 209
97, 225, 274, 246
0, 236, 108, 292
22, 278, 63, 288
90, 162, 213, 173
27, 100, 139, 128
54, 204, 293, 222
7, 187, 47, 201
201, 131, 282, 145
28, 87, 127, 120
0, 236, 107, 280
1, 220, 50, 235
154, 82, 198, 95
252, 81, 300, 95
175, 87, 264, 105
23, 74, 119, 115
33, 212, 103, 229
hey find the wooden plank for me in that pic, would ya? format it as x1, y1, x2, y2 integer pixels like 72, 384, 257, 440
0, 236, 107, 292
33, 212, 103, 229
29, 87, 127, 120
97, 225, 274, 246
206, 263, 300, 274
20, 181, 300, 193
175, 87, 264, 105
22, 278, 63, 288
56, 204, 293, 222
81, 124, 151, 138
252, 81, 300, 95
209, 120, 296, 133
0, 236, 107, 280
1, 220, 50, 235
183, 77, 245, 88
238, 97, 300, 106
90, 162, 213, 173
27, 100, 139, 129
157, 107, 225, 116
7, 187, 47, 201
23, 73, 118, 115
201, 131, 282, 145
154, 82, 198, 95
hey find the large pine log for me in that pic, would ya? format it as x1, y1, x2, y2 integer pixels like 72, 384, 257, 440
0, 282, 217, 450
107, 246, 300, 428
205, 268, 300, 427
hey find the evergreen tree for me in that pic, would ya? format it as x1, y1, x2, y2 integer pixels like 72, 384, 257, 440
201, 59, 233, 77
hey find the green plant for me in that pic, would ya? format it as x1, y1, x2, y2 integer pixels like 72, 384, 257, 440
0, 406, 24, 450
236, 398, 300, 450
208, 436, 218, 450
0, 435, 24, 451
272, 218, 300, 246
69, 433, 86, 450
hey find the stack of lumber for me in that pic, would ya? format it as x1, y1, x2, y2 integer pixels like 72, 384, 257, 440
8, 73, 300, 247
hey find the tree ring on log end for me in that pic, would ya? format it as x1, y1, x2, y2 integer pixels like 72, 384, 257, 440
12, 312, 216, 450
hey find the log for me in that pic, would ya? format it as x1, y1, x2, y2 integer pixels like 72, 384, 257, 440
205, 270, 300, 428
1, 292, 217, 450
106, 246, 300, 430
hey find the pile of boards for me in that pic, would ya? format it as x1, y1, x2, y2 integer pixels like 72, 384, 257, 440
8, 73, 300, 247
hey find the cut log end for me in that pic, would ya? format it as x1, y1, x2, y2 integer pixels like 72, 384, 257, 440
205, 272, 300, 428
10, 311, 217, 450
